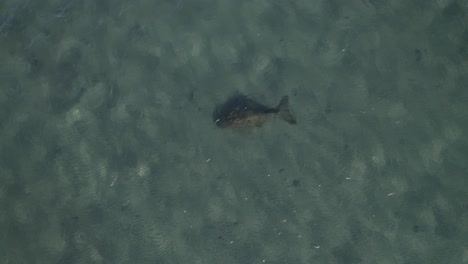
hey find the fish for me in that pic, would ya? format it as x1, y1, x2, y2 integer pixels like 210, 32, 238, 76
213, 94, 296, 129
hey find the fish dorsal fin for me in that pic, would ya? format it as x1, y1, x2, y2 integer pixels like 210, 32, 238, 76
276, 96, 296, 124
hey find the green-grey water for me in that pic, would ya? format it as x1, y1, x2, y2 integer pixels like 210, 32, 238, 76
1, 0, 467, 263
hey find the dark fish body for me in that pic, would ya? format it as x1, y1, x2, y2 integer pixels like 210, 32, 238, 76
213, 94, 296, 129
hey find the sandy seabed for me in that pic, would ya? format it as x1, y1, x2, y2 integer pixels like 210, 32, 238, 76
0, 0, 467, 263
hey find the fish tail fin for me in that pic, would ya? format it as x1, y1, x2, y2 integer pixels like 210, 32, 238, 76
276, 96, 296, 124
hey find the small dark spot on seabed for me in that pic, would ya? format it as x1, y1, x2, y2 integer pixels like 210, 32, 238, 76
29, 56, 41, 72
325, 103, 333, 114
130, 23, 145, 37
279, 168, 285, 173
47, 145, 63, 159
188, 90, 194, 102
414, 49, 423, 62
292, 179, 300, 187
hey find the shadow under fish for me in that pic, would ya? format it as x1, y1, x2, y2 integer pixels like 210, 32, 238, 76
213, 94, 296, 129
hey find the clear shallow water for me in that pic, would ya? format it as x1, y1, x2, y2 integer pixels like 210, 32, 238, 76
0, 0, 467, 263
